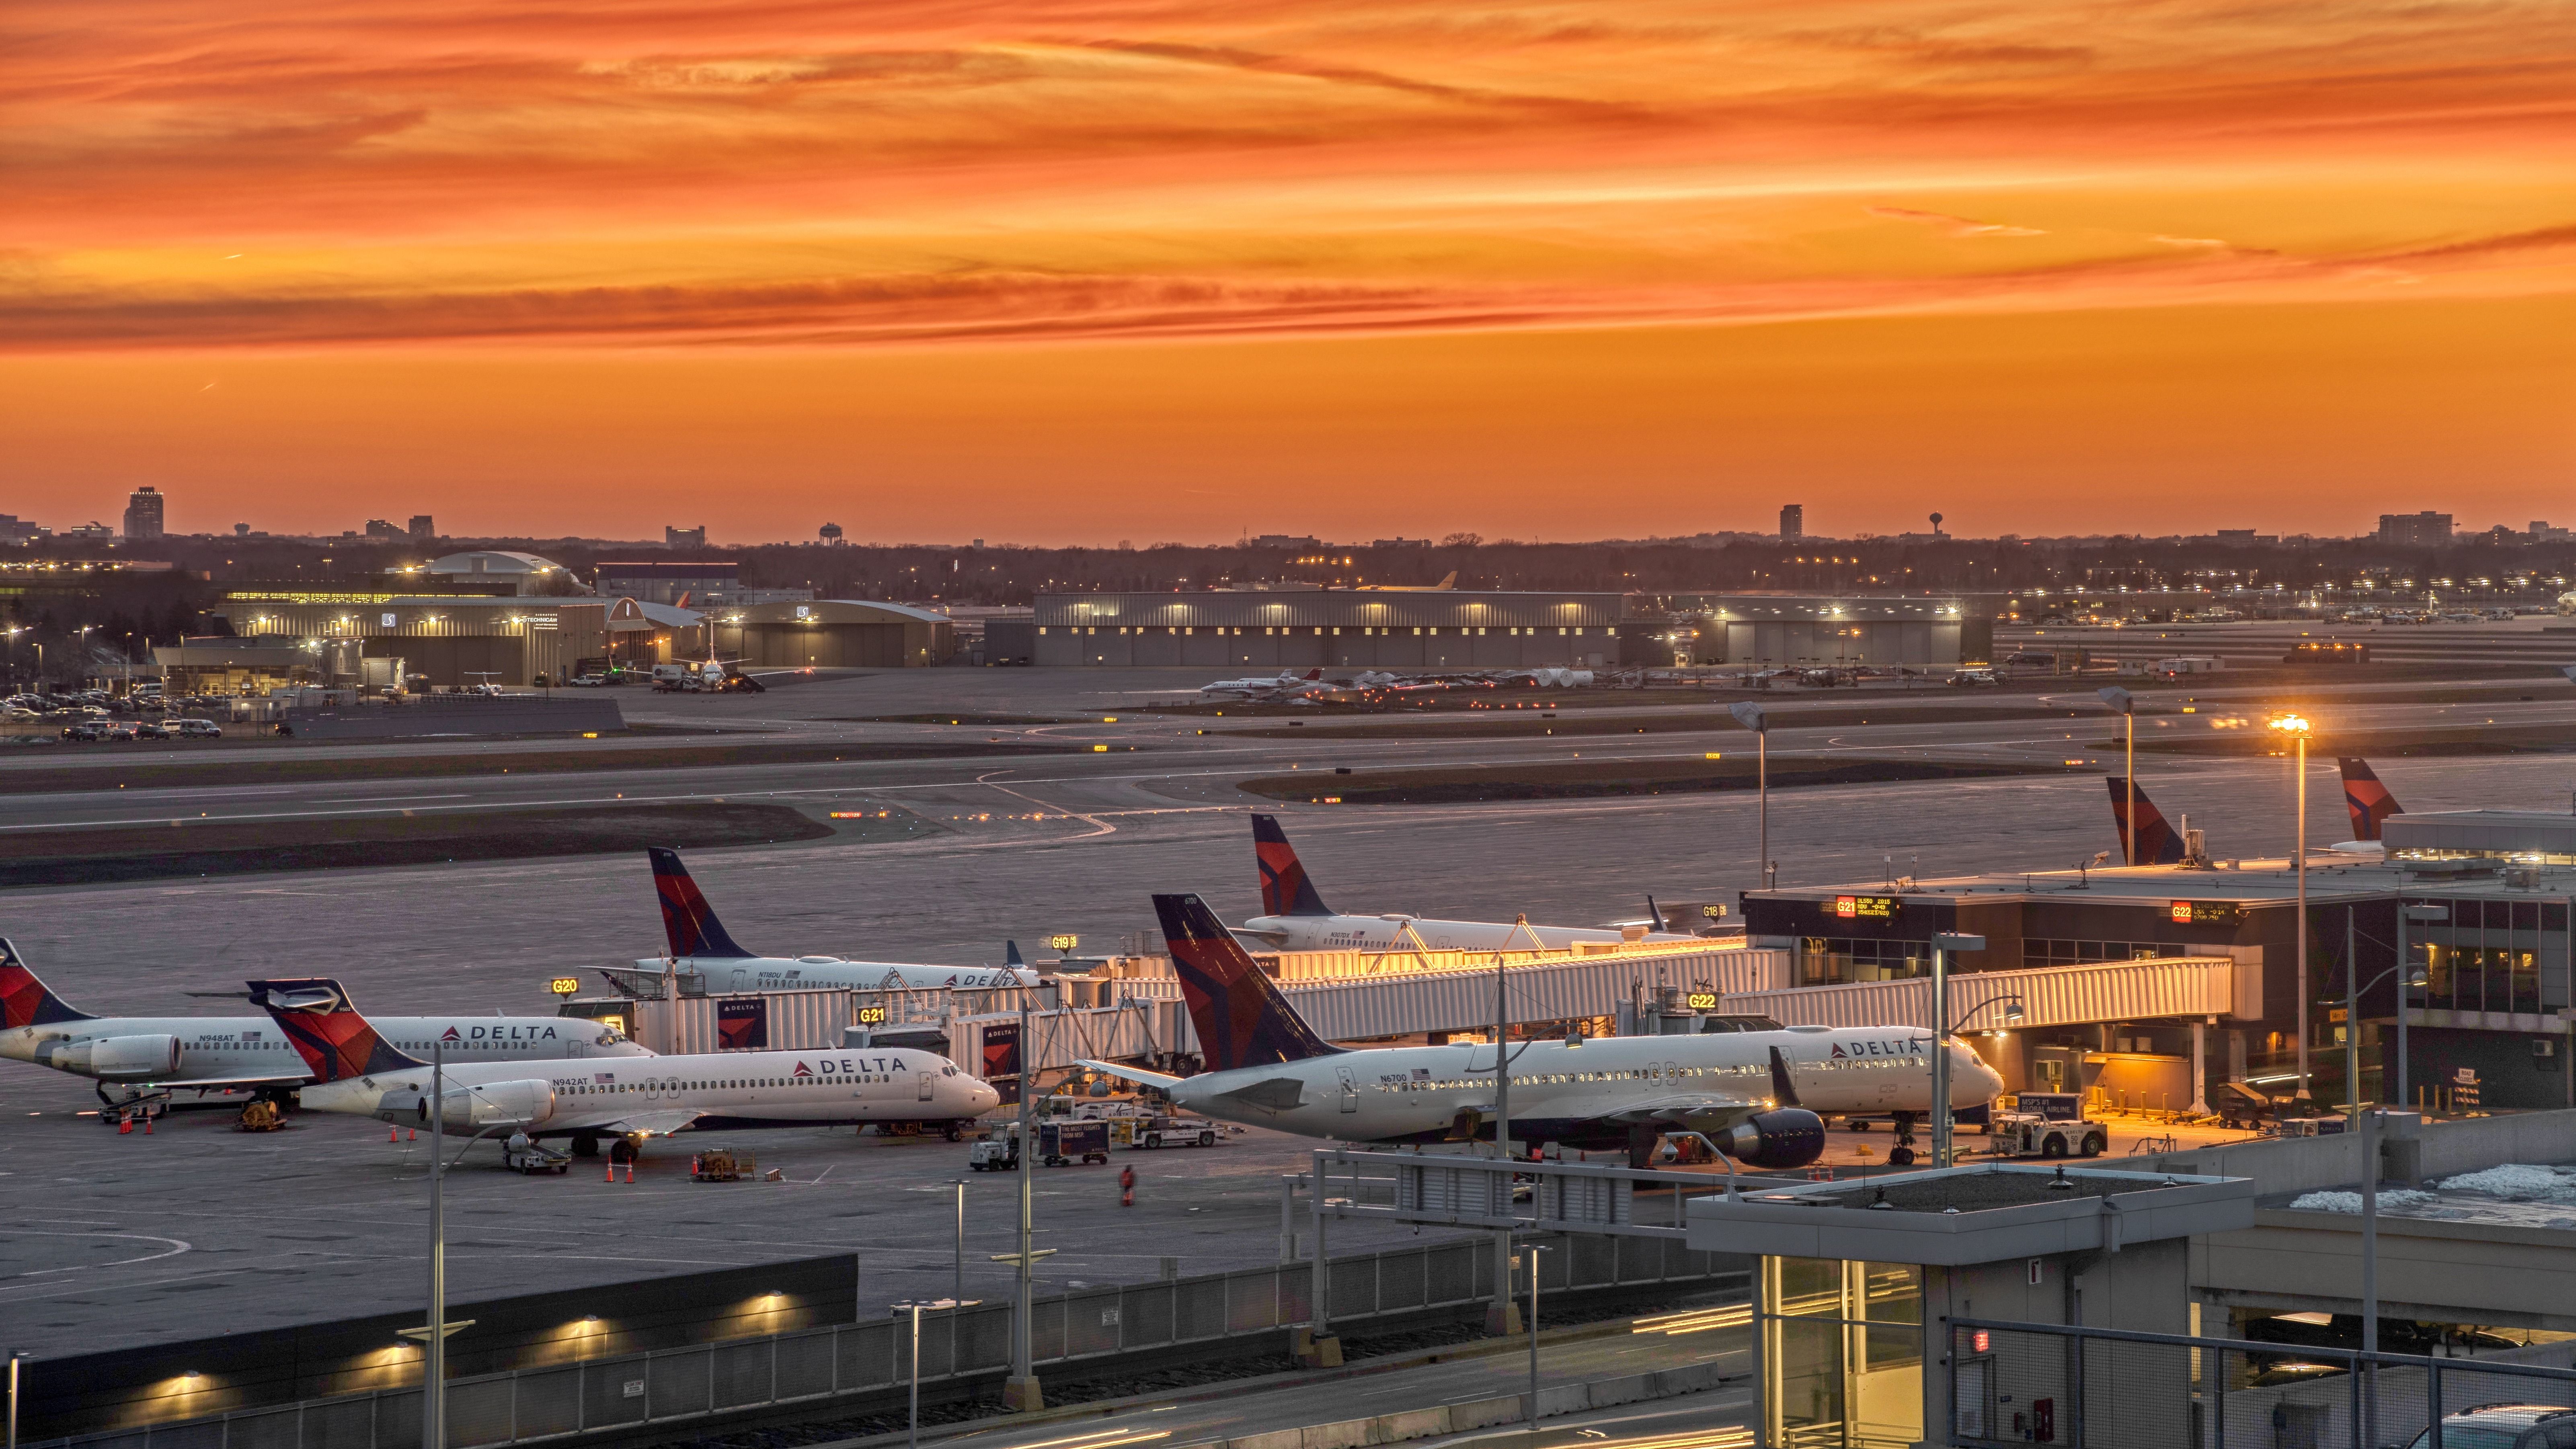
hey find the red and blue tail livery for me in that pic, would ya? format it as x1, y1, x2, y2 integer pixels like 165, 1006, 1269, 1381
1251, 815, 1334, 918
1154, 893, 1342, 1071
649, 847, 752, 959
0, 940, 93, 1029
2104, 778, 2186, 865
247, 978, 424, 1082
2340, 759, 2404, 842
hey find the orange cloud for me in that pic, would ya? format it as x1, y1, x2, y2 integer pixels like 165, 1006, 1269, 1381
0, 0, 2570, 536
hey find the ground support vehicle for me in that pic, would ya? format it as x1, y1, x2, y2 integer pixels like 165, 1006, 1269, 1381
1123, 1114, 1222, 1150
970, 1121, 1112, 1169
1989, 1092, 2109, 1159
688, 1146, 754, 1181
501, 1134, 573, 1174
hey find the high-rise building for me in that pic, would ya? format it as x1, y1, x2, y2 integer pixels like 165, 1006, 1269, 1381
408, 515, 435, 540
364, 518, 405, 540
2377, 511, 2452, 548
666, 525, 708, 549
123, 486, 164, 541
1779, 504, 1804, 541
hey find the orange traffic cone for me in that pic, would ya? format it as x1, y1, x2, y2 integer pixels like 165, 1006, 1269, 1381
144, 1115, 154, 1134
622, 1162, 634, 1184
408, 1129, 417, 1142
604, 1163, 615, 1182
118, 1116, 133, 1135
389, 1126, 400, 1143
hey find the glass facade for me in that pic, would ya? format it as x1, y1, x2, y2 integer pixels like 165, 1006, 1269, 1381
2021, 940, 2189, 969
2406, 898, 2570, 1016
1763, 1257, 1923, 1448
1797, 938, 1928, 985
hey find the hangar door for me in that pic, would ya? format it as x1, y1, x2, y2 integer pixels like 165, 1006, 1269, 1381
365, 637, 527, 687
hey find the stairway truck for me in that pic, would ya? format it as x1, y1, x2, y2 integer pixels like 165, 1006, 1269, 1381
1991, 1092, 2108, 1160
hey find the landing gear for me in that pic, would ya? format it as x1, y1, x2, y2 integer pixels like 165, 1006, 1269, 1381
942, 1122, 965, 1143
1888, 1111, 1920, 1167
608, 1137, 639, 1165
1627, 1124, 1661, 1170
571, 1135, 601, 1158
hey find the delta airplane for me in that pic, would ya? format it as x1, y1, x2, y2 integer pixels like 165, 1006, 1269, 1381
598, 848, 1042, 998
252, 976, 998, 1158
1200, 669, 1326, 699
0, 940, 649, 1110
2106, 761, 2399, 865
1234, 815, 1696, 952
1081, 894, 2001, 1169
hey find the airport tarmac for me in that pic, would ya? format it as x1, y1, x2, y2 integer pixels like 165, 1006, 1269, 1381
1, 663, 2568, 1359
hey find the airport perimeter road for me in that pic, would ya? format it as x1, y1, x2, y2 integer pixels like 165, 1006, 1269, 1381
0, 1102, 1474, 1359
926, 1331, 1749, 1449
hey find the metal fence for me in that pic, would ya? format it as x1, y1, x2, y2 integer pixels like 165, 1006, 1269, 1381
1949, 1318, 2576, 1448
44, 1235, 1737, 1449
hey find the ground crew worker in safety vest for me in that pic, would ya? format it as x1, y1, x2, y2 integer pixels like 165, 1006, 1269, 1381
1119, 1164, 1135, 1208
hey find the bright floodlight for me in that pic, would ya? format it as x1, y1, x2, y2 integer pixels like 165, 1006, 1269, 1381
2269, 714, 2310, 734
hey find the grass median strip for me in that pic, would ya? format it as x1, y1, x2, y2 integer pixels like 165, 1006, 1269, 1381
0, 801, 840, 887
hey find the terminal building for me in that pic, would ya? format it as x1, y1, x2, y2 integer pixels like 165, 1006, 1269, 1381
1030, 589, 1628, 669
1735, 808, 2576, 1116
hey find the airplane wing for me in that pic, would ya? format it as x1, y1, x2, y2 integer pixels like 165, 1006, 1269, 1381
144, 1073, 310, 1093
591, 1110, 704, 1137
1076, 1059, 1182, 1090
1593, 1094, 1765, 1128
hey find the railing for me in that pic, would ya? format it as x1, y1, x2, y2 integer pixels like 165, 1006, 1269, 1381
1948, 1317, 2576, 1448
1307, 1147, 1777, 1243
40, 1233, 1739, 1449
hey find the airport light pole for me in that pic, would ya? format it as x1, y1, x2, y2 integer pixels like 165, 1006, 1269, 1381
2097, 687, 2136, 864
1004, 993, 1040, 1412
1728, 702, 1771, 889
426, 1039, 446, 1449
894, 1299, 964, 1449
1928, 934, 1987, 1168
2270, 714, 2313, 1109
1489, 956, 1519, 1338
8, 1350, 25, 1449
1517, 1244, 1550, 1437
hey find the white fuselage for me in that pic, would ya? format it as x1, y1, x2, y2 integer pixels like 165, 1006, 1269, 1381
0, 1014, 650, 1092
1239, 913, 1692, 954
297, 1045, 1000, 1136
621, 957, 1037, 995
1161, 1028, 2000, 1147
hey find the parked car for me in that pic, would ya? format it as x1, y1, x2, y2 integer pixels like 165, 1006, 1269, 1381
173, 718, 223, 738
133, 721, 172, 740
60, 721, 109, 741
101, 721, 140, 742
2398, 1404, 2576, 1449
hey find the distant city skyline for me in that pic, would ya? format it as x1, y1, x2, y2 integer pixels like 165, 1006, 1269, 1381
3, 0, 2568, 541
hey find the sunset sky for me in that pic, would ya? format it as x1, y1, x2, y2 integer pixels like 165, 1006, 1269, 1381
4, 0, 2571, 543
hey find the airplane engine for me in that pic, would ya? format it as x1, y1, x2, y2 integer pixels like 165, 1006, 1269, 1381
1712, 1109, 1826, 1169
404, 1080, 556, 1129
40, 1034, 181, 1080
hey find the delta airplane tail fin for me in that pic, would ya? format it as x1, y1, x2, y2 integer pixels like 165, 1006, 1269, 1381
1250, 815, 1335, 917
0, 940, 94, 1028
1153, 893, 1342, 1071
1006, 940, 1025, 968
647, 847, 753, 959
247, 977, 423, 1082
2104, 778, 2186, 865
2340, 759, 2404, 841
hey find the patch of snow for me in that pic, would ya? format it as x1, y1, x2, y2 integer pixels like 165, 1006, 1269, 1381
2437, 1164, 2576, 1200
2289, 1189, 2436, 1214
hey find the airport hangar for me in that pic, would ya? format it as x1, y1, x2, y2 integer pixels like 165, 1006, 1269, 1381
1730, 809, 2576, 1116
183, 596, 953, 687
1642, 593, 1990, 670
1030, 590, 1986, 671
